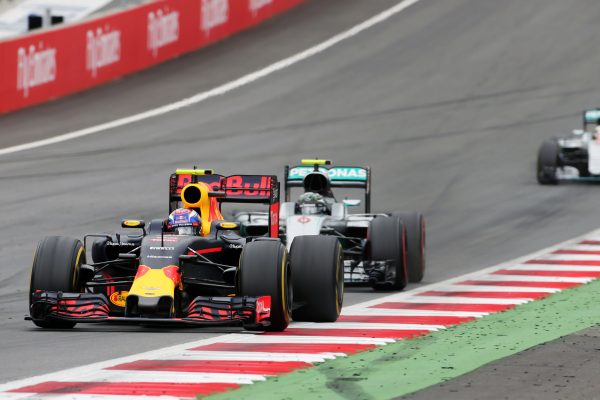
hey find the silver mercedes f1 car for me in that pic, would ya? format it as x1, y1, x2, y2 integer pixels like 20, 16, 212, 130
235, 160, 426, 291
537, 109, 600, 184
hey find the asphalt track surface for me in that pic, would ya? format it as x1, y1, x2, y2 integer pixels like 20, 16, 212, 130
2, 0, 600, 396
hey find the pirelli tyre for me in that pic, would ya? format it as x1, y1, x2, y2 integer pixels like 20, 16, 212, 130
392, 212, 426, 283
238, 240, 291, 332
29, 236, 85, 329
369, 215, 408, 291
290, 235, 343, 322
537, 139, 560, 185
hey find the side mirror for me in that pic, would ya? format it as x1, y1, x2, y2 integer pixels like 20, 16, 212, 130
121, 219, 145, 229
343, 199, 361, 207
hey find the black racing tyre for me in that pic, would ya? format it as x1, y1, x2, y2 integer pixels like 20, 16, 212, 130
290, 235, 343, 322
238, 240, 291, 332
537, 139, 560, 185
30, 236, 85, 329
369, 216, 408, 291
392, 212, 426, 283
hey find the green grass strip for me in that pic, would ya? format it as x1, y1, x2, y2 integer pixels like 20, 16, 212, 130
204, 279, 600, 400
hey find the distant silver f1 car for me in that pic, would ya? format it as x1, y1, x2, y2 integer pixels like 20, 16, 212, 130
235, 160, 425, 291
538, 109, 600, 184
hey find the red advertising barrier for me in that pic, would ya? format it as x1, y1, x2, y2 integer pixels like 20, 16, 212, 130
0, 0, 304, 114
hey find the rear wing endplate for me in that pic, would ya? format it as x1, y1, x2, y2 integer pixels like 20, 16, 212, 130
584, 109, 600, 129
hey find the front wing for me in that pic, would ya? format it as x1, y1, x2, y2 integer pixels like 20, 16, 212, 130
554, 167, 600, 182
28, 291, 272, 328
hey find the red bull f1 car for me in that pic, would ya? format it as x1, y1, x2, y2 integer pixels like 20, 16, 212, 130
28, 169, 343, 331
235, 160, 426, 291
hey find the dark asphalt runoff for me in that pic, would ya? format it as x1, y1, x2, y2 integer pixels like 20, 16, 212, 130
1, 0, 600, 397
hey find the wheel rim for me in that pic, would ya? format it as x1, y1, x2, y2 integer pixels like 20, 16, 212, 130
73, 245, 84, 291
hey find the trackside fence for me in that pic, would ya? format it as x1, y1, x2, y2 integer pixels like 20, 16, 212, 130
0, 0, 305, 114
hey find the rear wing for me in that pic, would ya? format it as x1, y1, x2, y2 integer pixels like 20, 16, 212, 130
169, 170, 280, 238
284, 164, 371, 212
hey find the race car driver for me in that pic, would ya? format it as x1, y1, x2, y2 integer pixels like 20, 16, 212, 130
168, 208, 201, 235
296, 192, 330, 215
296, 171, 336, 214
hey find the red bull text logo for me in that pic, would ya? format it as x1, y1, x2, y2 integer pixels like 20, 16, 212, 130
226, 176, 271, 197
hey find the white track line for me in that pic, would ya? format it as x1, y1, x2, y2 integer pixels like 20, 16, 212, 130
341, 309, 489, 317
396, 296, 529, 304
0, 0, 424, 157
153, 351, 339, 363
430, 285, 560, 293
529, 254, 600, 261
290, 322, 445, 331
502, 264, 600, 272
57, 370, 266, 385
557, 245, 600, 251
215, 334, 394, 345
457, 275, 593, 283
